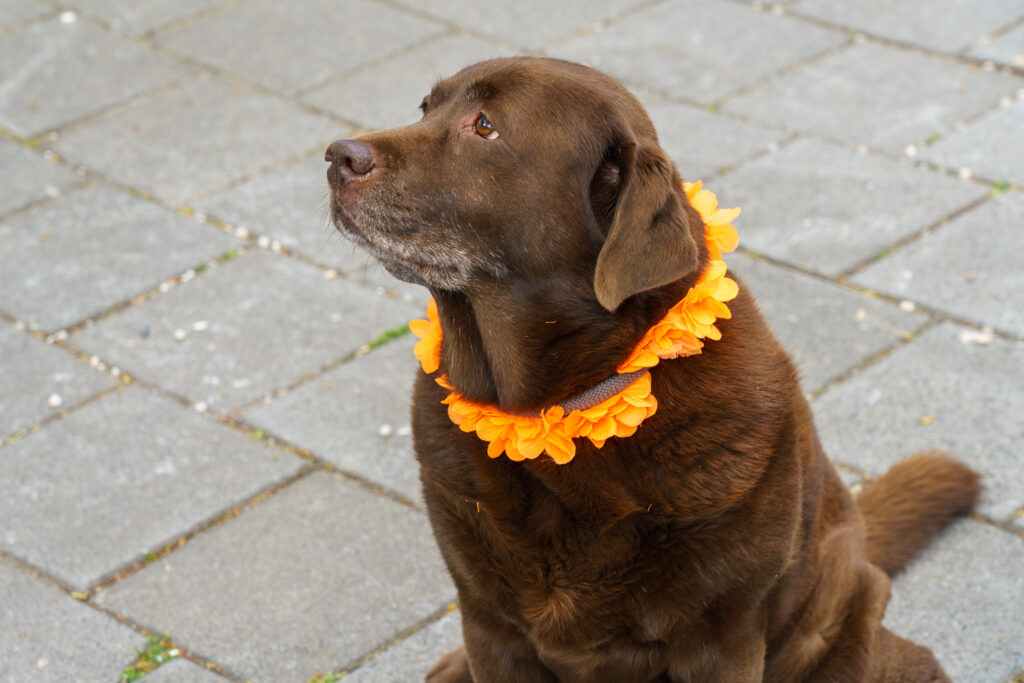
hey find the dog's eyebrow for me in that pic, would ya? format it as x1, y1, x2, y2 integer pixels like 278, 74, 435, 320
463, 79, 498, 103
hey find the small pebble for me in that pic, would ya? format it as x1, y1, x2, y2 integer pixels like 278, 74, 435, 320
981, 60, 995, 72
48, 394, 62, 408
958, 167, 973, 179
37, 657, 48, 669
904, 145, 918, 157
193, 401, 208, 413
192, 320, 209, 332
324, 269, 340, 279
959, 327, 994, 345
59, 11, 76, 24
258, 236, 270, 248
898, 300, 916, 312
378, 424, 393, 437
173, 328, 188, 341
854, 308, 867, 322
397, 426, 412, 437
235, 226, 251, 238
43, 185, 61, 198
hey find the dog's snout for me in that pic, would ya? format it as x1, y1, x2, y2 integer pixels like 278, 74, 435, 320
325, 139, 376, 178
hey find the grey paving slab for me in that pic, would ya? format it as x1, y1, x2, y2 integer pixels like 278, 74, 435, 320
723, 43, 1021, 153
853, 193, 1024, 337
52, 74, 339, 206
72, 249, 418, 412
0, 559, 143, 682
918, 98, 1024, 186
158, 0, 443, 95
96, 470, 456, 682
641, 99, 785, 181
794, 0, 1024, 53
0, 386, 304, 590
813, 323, 1024, 522
553, 0, 846, 104
346, 610, 463, 683
0, 138, 79, 217
198, 152, 428, 304
244, 335, 421, 502
0, 0, 49, 28
0, 16, 190, 137
396, 0, 641, 50
303, 34, 513, 130
0, 322, 116, 438
885, 518, 1024, 683
139, 657, 225, 682
711, 138, 987, 276
971, 22, 1024, 68
731, 254, 928, 394
0, 185, 242, 332
61, 0, 221, 34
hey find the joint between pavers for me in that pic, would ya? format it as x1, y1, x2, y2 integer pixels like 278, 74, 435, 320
538, 0, 673, 53
371, 0, 539, 56
782, 5, 1024, 78
0, 6, 59, 39
292, 27, 461, 101
0, 380, 126, 448
837, 192, 995, 280
711, 38, 856, 110
326, 600, 458, 680
89, 465, 318, 599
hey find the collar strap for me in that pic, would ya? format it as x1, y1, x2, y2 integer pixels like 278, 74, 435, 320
409, 181, 740, 465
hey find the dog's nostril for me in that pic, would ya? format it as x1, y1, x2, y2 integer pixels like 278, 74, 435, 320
325, 139, 376, 176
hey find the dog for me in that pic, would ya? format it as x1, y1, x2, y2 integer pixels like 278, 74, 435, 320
325, 57, 980, 682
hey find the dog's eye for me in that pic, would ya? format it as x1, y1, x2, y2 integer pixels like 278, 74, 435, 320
419, 98, 428, 114
473, 114, 499, 140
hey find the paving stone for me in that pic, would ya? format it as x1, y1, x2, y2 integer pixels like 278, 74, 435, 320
61, 0, 220, 34
0, 17, 190, 137
96, 471, 456, 682
397, 0, 641, 50
0, 185, 242, 332
711, 138, 986, 276
553, 0, 845, 104
303, 34, 513, 130
0, 0, 49, 27
72, 249, 418, 412
853, 193, 1024, 337
730, 253, 927, 394
138, 658, 225, 682
0, 386, 304, 590
813, 323, 1024, 522
723, 43, 1021, 153
346, 610, 463, 683
158, 0, 443, 95
0, 559, 143, 682
198, 152, 428, 305
970, 22, 1024, 68
52, 74, 339, 206
0, 323, 116, 438
885, 518, 1024, 682
0, 138, 80, 217
918, 98, 1024, 186
641, 99, 784, 181
245, 335, 421, 502
794, 0, 1024, 53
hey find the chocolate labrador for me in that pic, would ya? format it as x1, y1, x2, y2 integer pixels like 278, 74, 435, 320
325, 57, 979, 682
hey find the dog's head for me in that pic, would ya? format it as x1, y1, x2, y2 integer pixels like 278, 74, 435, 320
326, 57, 703, 312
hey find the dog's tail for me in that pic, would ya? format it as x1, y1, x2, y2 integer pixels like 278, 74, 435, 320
856, 451, 981, 575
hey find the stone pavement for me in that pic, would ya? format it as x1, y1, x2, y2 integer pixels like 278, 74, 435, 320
1, 0, 1022, 681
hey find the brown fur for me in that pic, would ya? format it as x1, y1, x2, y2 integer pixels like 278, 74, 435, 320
325, 57, 980, 682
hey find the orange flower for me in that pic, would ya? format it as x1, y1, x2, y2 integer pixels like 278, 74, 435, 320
408, 182, 738, 464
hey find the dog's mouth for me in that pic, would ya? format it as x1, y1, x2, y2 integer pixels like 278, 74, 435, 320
329, 196, 471, 289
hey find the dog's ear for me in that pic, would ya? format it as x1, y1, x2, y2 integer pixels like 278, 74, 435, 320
592, 138, 699, 312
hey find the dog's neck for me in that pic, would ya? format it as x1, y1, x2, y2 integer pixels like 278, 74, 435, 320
429, 272, 697, 412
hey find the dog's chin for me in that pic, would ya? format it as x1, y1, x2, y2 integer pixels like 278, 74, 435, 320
330, 204, 461, 290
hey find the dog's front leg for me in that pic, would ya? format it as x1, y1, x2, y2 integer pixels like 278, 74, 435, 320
672, 623, 766, 683
432, 608, 558, 683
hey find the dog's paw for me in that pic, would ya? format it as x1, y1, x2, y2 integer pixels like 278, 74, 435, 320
426, 647, 473, 683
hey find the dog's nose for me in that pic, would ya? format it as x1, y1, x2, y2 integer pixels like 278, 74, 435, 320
325, 139, 376, 177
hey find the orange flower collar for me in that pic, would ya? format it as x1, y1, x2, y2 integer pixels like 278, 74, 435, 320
409, 182, 740, 465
